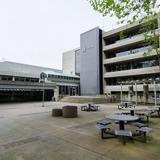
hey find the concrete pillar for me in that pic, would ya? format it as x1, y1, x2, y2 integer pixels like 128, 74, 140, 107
54, 86, 59, 101
143, 84, 149, 104
60, 86, 62, 95
65, 86, 67, 95
128, 85, 134, 101
12, 76, 15, 81
76, 86, 78, 95
11, 91, 15, 102
135, 83, 138, 105
68, 86, 70, 95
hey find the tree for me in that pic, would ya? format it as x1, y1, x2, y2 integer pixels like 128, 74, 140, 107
88, 0, 160, 60
88, 0, 159, 24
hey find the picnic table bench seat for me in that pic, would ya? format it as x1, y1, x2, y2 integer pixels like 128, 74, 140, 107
96, 124, 111, 139
118, 102, 135, 109
81, 104, 99, 111
97, 119, 112, 125
135, 113, 149, 123
132, 122, 148, 128
136, 127, 152, 142
81, 105, 87, 111
115, 130, 132, 145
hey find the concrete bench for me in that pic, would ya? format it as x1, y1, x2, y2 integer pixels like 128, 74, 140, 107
137, 127, 152, 142
81, 104, 99, 111
96, 123, 111, 139
62, 106, 78, 118
115, 130, 132, 145
136, 113, 149, 123
132, 122, 148, 128
52, 108, 62, 117
97, 119, 112, 125
81, 105, 87, 111
118, 102, 135, 109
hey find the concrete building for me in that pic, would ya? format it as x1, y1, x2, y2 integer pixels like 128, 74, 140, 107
62, 48, 80, 76
1, 15, 160, 104
102, 16, 160, 103
80, 27, 103, 96
0, 61, 80, 102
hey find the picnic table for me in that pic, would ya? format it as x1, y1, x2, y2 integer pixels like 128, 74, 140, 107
118, 109, 151, 122
81, 102, 99, 111
118, 101, 135, 109
147, 106, 160, 117
106, 114, 139, 130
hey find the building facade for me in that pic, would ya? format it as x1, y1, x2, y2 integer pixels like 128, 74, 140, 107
0, 61, 80, 102
1, 16, 160, 103
62, 48, 80, 76
102, 16, 160, 103
80, 27, 103, 96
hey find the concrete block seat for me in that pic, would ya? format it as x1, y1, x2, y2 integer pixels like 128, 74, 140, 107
52, 108, 62, 117
62, 105, 78, 118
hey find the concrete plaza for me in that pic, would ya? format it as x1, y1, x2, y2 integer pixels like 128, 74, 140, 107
0, 102, 159, 160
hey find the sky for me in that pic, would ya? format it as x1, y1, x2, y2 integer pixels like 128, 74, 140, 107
0, 0, 118, 69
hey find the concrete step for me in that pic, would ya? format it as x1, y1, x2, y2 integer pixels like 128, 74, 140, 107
60, 96, 116, 104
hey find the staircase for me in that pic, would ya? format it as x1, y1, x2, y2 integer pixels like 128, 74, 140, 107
59, 96, 113, 104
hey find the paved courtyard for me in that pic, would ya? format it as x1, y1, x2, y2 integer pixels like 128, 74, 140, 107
0, 102, 160, 160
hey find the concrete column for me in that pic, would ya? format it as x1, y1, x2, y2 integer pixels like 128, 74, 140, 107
68, 86, 70, 95
128, 85, 134, 101
61, 86, 63, 95
12, 76, 15, 81
65, 86, 67, 95
60, 86, 63, 96
135, 83, 138, 105
54, 86, 59, 101
120, 84, 123, 102
143, 84, 149, 104
154, 80, 157, 107
76, 86, 78, 95
11, 91, 15, 102
70, 87, 73, 96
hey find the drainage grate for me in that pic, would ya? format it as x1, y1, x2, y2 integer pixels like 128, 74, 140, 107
1, 136, 41, 150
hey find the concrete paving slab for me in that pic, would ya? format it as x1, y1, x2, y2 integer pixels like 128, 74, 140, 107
0, 102, 159, 160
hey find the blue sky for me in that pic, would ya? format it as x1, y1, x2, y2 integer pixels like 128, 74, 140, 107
0, 0, 118, 69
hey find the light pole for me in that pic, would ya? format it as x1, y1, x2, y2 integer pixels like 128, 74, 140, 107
40, 72, 47, 107
42, 80, 45, 107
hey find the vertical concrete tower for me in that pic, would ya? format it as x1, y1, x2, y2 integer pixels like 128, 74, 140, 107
80, 27, 103, 95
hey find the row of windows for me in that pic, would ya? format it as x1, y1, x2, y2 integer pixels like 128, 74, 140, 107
48, 74, 80, 81
105, 58, 159, 72
105, 74, 160, 85
115, 46, 151, 58
104, 19, 158, 46
0, 76, 39, 82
